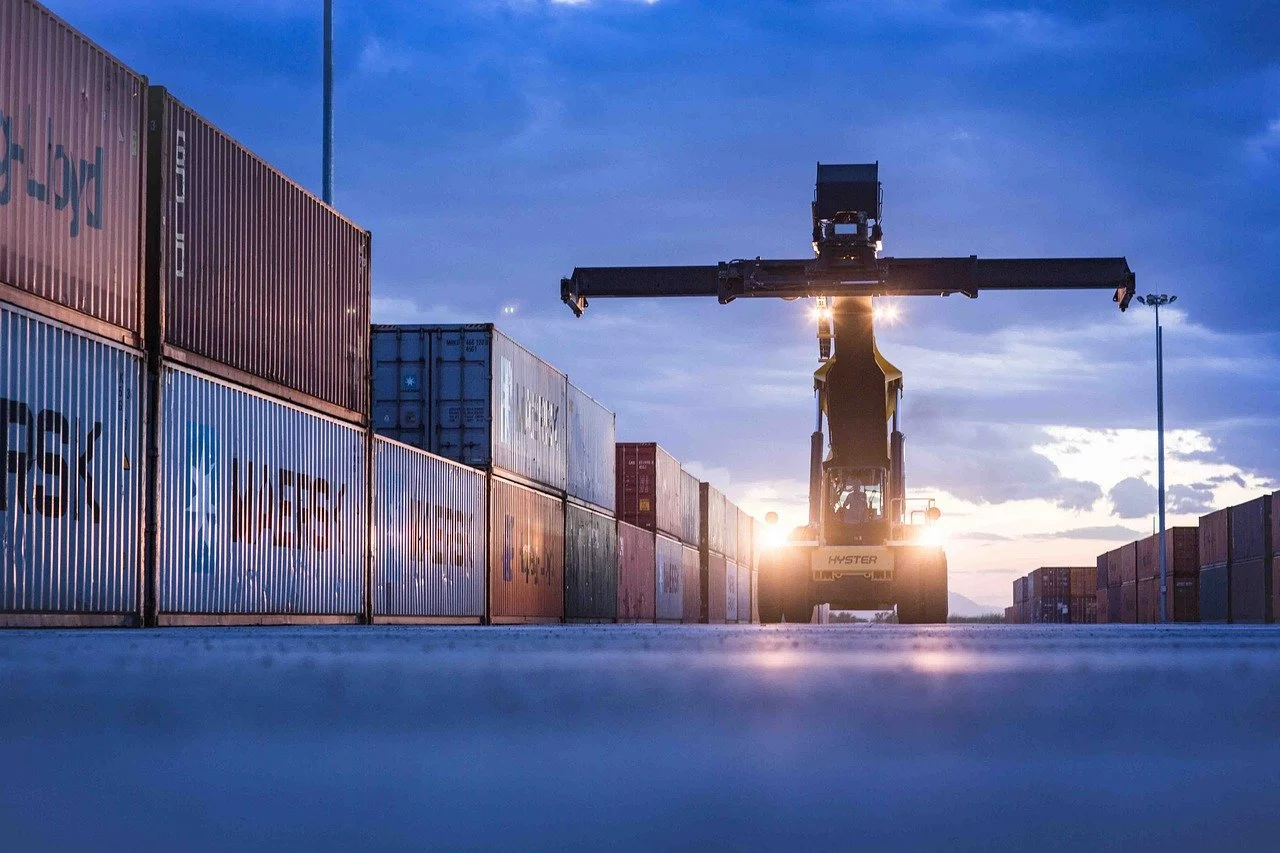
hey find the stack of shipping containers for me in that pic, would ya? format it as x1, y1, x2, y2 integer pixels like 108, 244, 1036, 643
1094, 554, 1110, 623
1069, 567, 1098, 623
615, 443, 679, 623
1, 0, 148, 626
678, 469, 703, 623
147, 88, 372, 626
1199, 509, 1231, 623
1008, 568, 1096, 624
1134, 528, 1198, 622
564, 385, 618, 623
371, 325, 569, 624
1229, 496, 1271, 624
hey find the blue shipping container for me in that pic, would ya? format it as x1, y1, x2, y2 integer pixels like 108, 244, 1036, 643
371, 325, 567, 492
373, 436, 486, 620
157, 366, 367, 616
655, 533, 683, 621
567, 382, 615, 512
1, 302, 142, 616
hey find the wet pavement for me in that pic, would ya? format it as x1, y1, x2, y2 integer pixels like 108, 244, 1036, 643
2, 623, 1279, 851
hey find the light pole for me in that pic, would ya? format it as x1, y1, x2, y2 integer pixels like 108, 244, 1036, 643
1134, 293, 1177, 623
322, 0, 334, 205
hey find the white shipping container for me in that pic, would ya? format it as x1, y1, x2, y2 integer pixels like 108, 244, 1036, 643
373, 436, 486, 620
655, 533, 683, 621
567, 382, 615, 512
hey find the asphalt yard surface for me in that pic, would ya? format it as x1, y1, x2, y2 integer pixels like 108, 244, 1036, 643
2, 624, 1279, 851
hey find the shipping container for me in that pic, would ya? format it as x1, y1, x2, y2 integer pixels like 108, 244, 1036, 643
701, 482, 727, 556
1106, 585, 1122, 624
566, 383, 615, 512
751, 569, 759, 623
681, 544, 701, 623
1069, 566, 1097, 597
1115, 543, 1137, 586
736, 561, 750, 624
372, 437, 485, 622
0, 0, 146, 345
1096, 553, 1110, 591
1137, 577, 1157, 624
489, 475, 564, 623
1200, 564, 1230, 624
615, 442, 681, 538
1272, 492, 1280, 557
1, 302, 143, 622
146, 88, 370, 422
723, 501, 739, 564
155, 366, 366, 621
1273, 556, 1280, 627
1230, 496, 1271, 562
564, 501, 617, 622
655, 533, 683, 622
1120, 581, 1137, 623
1068, 595, 1097, 624
706, 551, 727, 623
371, 325, 567, 492
737, 507, 754, 570
1171, 575, 1199, 622
678, 468, 700, 546
1199, 509, 1231, 567
725, 561, 739, 623
617, 519, 655, 622
1004, 605, 1015, 623
1136, 527, 1200, 581
1013, 576, 1026, 604
1230, 557, 1269, 624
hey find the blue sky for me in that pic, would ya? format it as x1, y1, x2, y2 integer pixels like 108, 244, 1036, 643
59, 0, 1279, 605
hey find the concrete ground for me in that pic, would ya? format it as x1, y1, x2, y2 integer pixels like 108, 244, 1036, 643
2, 624, 1278, 852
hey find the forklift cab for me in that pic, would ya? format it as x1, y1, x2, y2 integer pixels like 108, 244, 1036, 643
823, 466, 889, 546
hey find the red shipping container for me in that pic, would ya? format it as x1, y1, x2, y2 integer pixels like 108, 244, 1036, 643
1069, 567, 1097, 596
1230, 496, 1271, 562
0, 0, 146, 345
681, 545, 701, 624
1115, 544, 1138, 586
488, 477, 564, 623
1199, 509, 1231, 567
617, 521, 655, 622
706, 552, 728, 623
1137, 577, 1157, 623
615, 443, 681, 538
1137, 531, 1197, 580
146, 88, 371, 422
1120, 582, 1137, 623
1096, 552, 1110, 590
1171, 575, 1199, 622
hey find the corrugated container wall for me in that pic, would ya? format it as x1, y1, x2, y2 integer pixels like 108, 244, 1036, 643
681, 545, 701, 623
1230, 496, 1271, 562
615, 443, 680, 537
1137, 528, 1199, 581
617, 520, 655, 622
1199, 509, 1231, 567
489, 476, 564, 621
655, 534, 684, 622
564, 502, 617, 622
156, 367, 367, 616
701, 483, 727, 556
678, 469, 700, 546
1096, 553, 1110, 591
736, 562, 750, 623
1, 304, 142, 615
566, 383, 615, 512
371, 326, 567, 492
707, 552, 728, 623
0, 0, 145, 343
1116, 544, 1137, 586
737, 509, 754, 569
147, 89, 370, 420
1200, 564, 1229, 623
723, 501, 739, 564
725, 561, 739, 623
373, 437, 485, 620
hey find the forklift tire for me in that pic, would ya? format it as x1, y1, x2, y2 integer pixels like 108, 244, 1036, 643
893, 546, 949, 625
757, 545, 811, 624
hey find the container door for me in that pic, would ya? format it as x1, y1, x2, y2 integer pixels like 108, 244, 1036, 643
433, 328, 492, 466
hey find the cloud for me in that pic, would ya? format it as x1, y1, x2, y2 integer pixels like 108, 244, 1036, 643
1246, 118, 1280, 163
1108, 477, 1156, 519
1024, 525, 1143, 542
1167, 482, 1217, 515
359, 38, 414, 76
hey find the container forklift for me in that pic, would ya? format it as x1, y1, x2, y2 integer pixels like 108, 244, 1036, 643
560, 164, 1135, 623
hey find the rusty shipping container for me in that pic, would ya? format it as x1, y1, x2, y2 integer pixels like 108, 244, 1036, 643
615, 442, 680, 538
566, 382, 615, 512
736, 561, 750, 623
655, 533, 684, 622
706, 551, 728, 623
1106, 585, 1122, 624
1200, 564, 1230, 623
371, 325, 567, 492
1, 302, 143, 623
1120, 581, 1137, 623
617, 519, 655, 622
1231, 496, 1271, 562
701, 482, 727, 557
1136, 527, 1199, 580
489, 475, 564, 623
0, 0, 146, 345
1114, 543, 1137, 586
564, 502, 617, 622
1171, 575, 1199, 622
146, 88, 370, 422
681, 544, 701, 623
1068, 595, 1097, 624
154, 366, 366, 622
1096, 552, 1110, 591
1137, 577, 1157, 624
372, 437, 485, 622
1069, 566, 1097, 597
678, 467, 700, 546
1199, 508, 1231, 567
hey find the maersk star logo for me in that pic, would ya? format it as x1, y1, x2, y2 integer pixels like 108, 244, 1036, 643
185, 424, 219, 562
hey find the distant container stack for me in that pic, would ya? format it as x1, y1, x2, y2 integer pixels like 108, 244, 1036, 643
1134, 527, 1199, 623
1199, 509, 1231, 623
1229, 496, 1271, 624
1008, 567, 1095, 624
